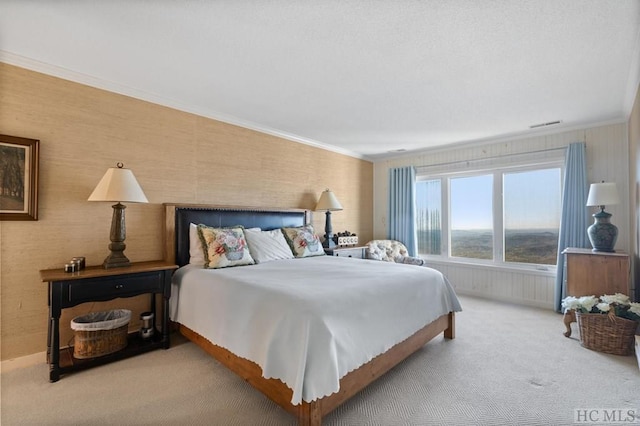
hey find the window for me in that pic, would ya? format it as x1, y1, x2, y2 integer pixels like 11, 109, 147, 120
503, 168, 561, 265
416, 160, 562, 268
450, 175, 493, 260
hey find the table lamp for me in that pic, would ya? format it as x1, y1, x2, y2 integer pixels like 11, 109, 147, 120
315, 189, 343, 249
586, 181, 619, 252
88, 163, 148, 268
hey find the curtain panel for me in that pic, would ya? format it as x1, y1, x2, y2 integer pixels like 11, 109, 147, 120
388, 166, 418, 256
554, 142, 590, 312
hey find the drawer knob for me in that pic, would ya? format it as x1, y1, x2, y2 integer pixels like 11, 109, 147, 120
115, 284, 124, 289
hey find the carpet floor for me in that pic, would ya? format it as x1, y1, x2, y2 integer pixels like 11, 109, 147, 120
1, 295, 639, 425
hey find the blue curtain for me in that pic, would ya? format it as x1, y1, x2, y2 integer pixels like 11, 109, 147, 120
388, 167, 418, 256
554, 142, 590, 312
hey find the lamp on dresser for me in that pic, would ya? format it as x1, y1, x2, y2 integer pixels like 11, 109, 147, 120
88, 162, 148, 268
586, 181, 619, 253
315, 189, 343, 249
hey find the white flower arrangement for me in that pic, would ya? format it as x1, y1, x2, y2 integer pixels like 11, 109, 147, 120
562, 293, 640, 322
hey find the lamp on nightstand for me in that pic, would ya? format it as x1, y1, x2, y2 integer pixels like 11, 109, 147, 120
586, 181, 619, 253
315, 189, 343, 249
88, 163, 148, 268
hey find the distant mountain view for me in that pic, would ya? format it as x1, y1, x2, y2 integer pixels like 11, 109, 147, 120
503, 229, 559, 264
418, 228, 559, 265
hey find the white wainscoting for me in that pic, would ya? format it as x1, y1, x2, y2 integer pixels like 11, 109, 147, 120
425, 260, 556, 309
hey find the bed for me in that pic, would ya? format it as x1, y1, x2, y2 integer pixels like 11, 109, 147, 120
163, 203, 461, 425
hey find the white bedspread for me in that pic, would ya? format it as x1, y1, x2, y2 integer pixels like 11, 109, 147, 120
170, 256, 461, 404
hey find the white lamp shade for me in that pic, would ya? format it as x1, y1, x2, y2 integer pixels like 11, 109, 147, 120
586, 182, 619, 207
88, 166, 148, 203
315, 189, 343, 211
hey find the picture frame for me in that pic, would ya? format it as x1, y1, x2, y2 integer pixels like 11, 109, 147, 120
0, 134, 40, 221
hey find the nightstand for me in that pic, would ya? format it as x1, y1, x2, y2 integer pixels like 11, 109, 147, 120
324, 246, 367, 259
40, 260, 177, 382
562, 248, 629, 296
561, 248, 630, 338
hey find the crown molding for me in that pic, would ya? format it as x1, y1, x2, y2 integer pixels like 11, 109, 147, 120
0, 50, 367, 161
373, 117, 628, 162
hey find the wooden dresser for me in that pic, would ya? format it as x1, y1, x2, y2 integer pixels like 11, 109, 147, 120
562, 248, 630, 297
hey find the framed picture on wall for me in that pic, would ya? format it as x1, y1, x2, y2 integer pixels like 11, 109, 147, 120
0, 134, 40, 221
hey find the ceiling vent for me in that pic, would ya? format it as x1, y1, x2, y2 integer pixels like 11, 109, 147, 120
529, 120, 562, 129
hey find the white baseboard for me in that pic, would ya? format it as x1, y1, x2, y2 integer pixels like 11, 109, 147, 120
1, 351, 46, 373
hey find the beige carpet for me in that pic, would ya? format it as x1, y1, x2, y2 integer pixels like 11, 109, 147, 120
2, 295, 639, 426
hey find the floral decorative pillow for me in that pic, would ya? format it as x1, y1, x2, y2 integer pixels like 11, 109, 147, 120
197, 224, 255, 268
281, 225, 325, 258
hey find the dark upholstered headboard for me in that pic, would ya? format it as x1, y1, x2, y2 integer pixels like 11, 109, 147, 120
163, 204, 310, 267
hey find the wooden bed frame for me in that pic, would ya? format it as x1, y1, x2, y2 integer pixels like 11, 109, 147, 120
163, 203, 455, 425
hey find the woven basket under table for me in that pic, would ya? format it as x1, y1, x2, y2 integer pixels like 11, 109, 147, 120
576, 311, 637, 356
71, 310, 131, 359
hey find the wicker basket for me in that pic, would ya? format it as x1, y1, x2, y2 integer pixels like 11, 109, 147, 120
576, 311, 638, 356
70, 309, 131, 359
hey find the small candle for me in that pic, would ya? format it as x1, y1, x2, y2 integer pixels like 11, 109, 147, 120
71, 257, 85, 270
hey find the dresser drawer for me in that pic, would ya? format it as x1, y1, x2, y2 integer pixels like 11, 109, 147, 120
68, 271, 164, 304
332, 247, 365, 259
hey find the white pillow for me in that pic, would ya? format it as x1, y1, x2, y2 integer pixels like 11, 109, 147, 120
244, 228, 294, 263
189, 223, 205, 265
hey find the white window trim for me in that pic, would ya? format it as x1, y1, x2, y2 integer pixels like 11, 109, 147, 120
416, 156, 564, 274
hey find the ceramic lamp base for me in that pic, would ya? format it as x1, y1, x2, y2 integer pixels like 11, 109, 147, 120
587, 210, 618, 252
322, 210, 336, 249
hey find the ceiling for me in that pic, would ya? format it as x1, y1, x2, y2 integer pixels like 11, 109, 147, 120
1, 1, 639, 160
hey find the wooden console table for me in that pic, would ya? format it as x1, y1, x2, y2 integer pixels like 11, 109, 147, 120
40, 260, 177, 382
